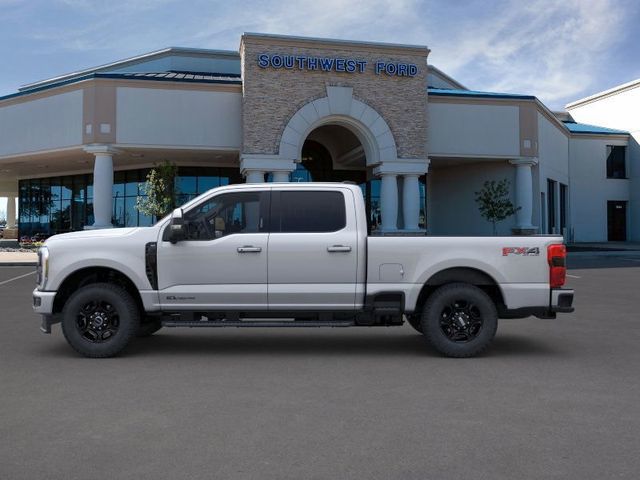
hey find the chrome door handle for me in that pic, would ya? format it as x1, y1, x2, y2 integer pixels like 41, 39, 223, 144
327, 245, 352, 253
237, 246, 262, 253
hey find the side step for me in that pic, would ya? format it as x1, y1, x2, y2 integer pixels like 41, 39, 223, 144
162, 320, 355, 328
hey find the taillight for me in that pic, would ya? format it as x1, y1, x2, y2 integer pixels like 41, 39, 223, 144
547, 244, 566, 288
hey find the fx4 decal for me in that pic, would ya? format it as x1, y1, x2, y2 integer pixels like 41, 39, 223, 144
502, 247, 540, 256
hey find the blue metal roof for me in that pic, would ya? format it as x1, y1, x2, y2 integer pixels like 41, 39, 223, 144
562, 121, 628, 135
428, 87, 535, 100
0, 71, 242, 102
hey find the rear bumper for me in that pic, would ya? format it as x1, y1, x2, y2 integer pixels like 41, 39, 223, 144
499, 288, 574, 319
550, 288, 574, 313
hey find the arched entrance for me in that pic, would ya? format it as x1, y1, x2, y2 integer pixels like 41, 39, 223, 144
293, 123, 424, 233
242, 86, 429, 232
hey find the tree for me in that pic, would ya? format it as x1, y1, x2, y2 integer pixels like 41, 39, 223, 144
136, 161, 178, 219
474, 179, 520, 235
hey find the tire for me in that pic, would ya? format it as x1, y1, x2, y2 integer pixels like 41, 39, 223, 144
421, 283, 497, 358
406, 314, 423, 333
137, 318, 163, 338
61, 283, 140, 358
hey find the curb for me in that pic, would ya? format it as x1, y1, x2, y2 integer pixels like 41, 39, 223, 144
0, 263, 37, 267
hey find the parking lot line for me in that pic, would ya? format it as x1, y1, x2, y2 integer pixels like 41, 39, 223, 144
567, 274, 581, 278
0, 271, 35, 287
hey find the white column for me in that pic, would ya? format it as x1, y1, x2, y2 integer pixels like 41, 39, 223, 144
84, 145, 119, 229
509, 158, 538, 232
245, 170, 265, 183
271, 171, 290, 182
6, 195, 16, 229
380, 174, 398, 232
402, 174, 420, 231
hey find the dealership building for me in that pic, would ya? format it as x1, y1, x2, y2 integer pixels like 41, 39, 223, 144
0, 33, 637, 241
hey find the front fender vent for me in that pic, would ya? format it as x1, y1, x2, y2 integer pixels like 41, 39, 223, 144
145, 242, 158, 290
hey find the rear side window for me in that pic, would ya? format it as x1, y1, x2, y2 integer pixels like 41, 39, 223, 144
277, 191, 346, 233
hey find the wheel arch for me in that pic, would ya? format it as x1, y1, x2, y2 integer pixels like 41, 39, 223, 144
52, 266, 144, 315
413, 267, 505, 315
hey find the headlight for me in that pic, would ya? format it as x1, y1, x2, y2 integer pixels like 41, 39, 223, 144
36, 246, 49, 290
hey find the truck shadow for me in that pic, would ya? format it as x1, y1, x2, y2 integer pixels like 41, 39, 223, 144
122, 330, 560, 358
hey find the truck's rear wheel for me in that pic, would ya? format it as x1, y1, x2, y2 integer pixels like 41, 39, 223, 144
61, 283, 140, 358
421, 283, 497, 358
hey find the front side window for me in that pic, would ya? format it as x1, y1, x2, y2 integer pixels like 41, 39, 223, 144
606, 145, 626, 179
182, 191, 268, 241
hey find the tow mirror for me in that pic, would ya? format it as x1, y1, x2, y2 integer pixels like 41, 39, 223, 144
168, 208, 185, 244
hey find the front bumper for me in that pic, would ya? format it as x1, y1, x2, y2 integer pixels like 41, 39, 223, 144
32, 289, 58, 333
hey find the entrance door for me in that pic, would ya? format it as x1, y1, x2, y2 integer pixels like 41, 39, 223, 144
267, 188, 359, 310
607, 201, 627, 241
157, 189, 270, 310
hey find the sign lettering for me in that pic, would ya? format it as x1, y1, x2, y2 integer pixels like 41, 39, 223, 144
257, 54, 418, 77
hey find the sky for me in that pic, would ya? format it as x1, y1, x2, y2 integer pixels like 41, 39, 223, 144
1, 0, 640, 217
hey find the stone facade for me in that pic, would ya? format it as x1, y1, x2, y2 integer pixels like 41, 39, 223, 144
240, 34, 429, 161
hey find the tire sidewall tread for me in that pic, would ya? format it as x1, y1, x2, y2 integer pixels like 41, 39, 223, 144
61, 283, 140, 358
421, 283, 498, 358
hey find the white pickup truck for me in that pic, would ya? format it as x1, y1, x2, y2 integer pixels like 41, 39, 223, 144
33, 183, 573, 358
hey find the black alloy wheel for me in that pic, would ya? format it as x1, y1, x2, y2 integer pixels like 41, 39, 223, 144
421, 283, 498, 358
439, 299, 483, 343
76, 300, 120, 343
61, 283, 140, 358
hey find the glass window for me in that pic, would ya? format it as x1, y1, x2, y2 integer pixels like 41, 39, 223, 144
278, 191, 346, 233
175, 175, 197, 195
113, 171, 125, 198
124, 197, 138, 227
113, 196, 125, 228
606, 146, 626, 179
61, 177, 73, 200
182, 191, 267, 241
125, 170, 140, 196
197, 176, 219, 193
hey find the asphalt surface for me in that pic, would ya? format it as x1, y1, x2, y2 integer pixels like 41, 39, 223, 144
1, 256, 639, 480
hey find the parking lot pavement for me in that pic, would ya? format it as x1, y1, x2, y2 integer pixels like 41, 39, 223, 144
1, 257, 639, 480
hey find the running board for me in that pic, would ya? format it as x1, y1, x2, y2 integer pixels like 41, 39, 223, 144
162, 320, 355, 328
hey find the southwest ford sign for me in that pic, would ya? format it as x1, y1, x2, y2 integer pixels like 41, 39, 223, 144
257, 54, 418, 77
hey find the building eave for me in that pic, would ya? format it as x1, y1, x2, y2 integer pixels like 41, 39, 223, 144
565, 78, 640, 110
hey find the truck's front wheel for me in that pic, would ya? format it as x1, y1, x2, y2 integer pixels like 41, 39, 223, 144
61, 283, 140, 358
421, 283, 497, 358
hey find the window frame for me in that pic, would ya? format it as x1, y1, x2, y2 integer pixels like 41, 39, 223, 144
270, 189, 347, 234
163, 190, 270, 242
606, 145, 627, 179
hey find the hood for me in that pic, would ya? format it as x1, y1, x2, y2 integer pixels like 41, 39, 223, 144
45, 227, 142, 245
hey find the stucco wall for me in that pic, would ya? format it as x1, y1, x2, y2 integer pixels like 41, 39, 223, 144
429, 161, 517, 236
116, 87, 242, 148
240, 36, 428, 159
427, 103, 520, 157
568, 87, 640, 241
537, 113, 569, 234
569, 137, 629, 242
0, 90, 83, 157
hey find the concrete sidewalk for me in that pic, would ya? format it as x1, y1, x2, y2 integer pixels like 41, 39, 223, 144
0, 251, 38, 266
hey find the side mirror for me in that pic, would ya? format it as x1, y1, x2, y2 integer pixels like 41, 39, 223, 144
168, 208, 185, 244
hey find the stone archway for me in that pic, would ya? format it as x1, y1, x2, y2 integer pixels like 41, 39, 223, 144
278, 86, 398, 166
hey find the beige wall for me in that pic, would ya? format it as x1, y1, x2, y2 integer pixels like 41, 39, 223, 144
427, 102, 520, 157
0, 90, 83, 157
240, 35, 428, 159
116, 87, 242, 149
